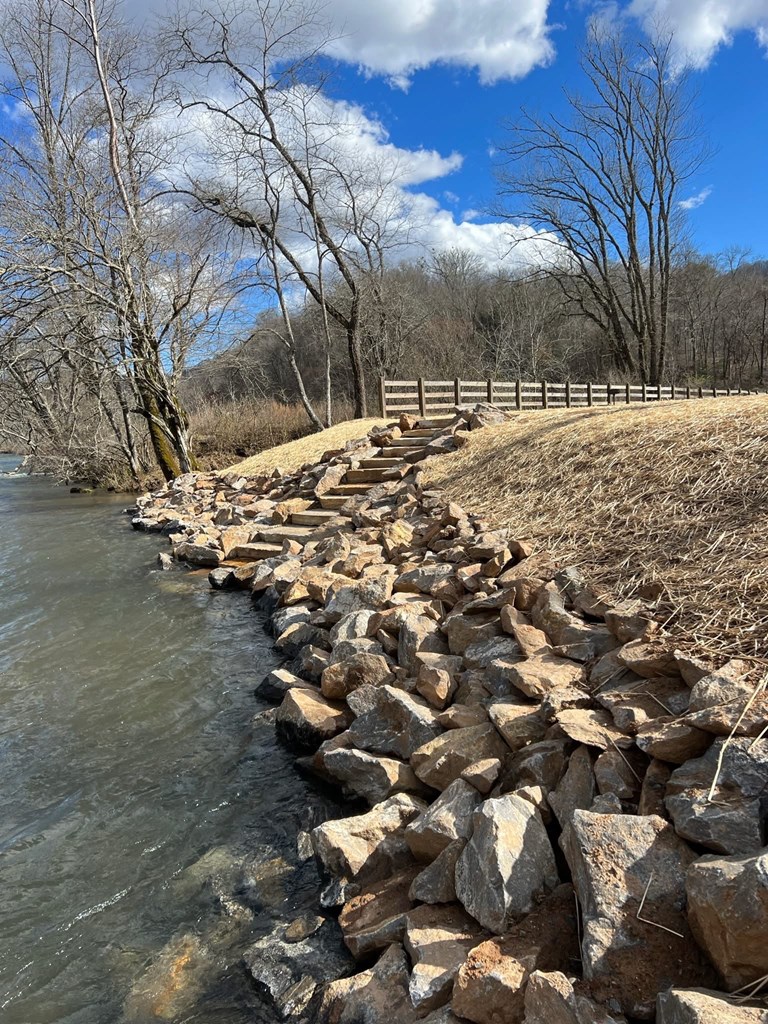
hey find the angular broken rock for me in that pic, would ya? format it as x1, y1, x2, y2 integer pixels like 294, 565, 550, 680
452, 884, 579, 1024
656, 988, 768, 1024
404, 778, 482, 861
409, 839, 465, 904
665, 736, 768, 854
636, 717, 713, 763
560, 810, 717, 1018
347, 685, 443, 760
531, 583, 616, 655
411, 723, 509, 791
275, 689, 352, 751
243, 919, 353, 1020
548, 745, 597, 829
556, 707, 634, 750
488, 699, 546, 752
323, 747, 427, 805
337, 868, 418, 959
462, 758, 502, 795
324, 576, 394, 622
255, 667, 316, 703
523, 970, 629, 1024
316, 943, 416, 1024
503, 653, 586, 700
686, 850, 768, 991
311, 793, 426, 888
617, 640, 681, 678
404, 903, 486, 1013
455, 794, 559, 934
320, 653, 394, 700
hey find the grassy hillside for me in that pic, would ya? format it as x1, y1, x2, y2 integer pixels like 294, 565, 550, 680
225, 417, 386, 476
423, 396, 768, 660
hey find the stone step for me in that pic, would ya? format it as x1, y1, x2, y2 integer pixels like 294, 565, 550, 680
319, 495, 350, 510
290, 509, 341, 526
256, 525, 315, 544
386, 436, 430, 447
230, 542, 283, 560
360, 458, 403, 469
328, 483, 372, 495
344, 468, 390, 483
402, 428, 440, 437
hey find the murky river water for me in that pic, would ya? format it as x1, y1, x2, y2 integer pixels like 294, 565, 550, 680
0, 458, 338, 1023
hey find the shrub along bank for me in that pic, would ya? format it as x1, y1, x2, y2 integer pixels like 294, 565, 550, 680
131, 405, 768, 1024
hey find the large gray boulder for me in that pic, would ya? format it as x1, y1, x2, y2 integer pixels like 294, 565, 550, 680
686, 850, 768, 991
323, 747, 427, 805
347, 685, 442, 760
455, 793, 559, 933
561, 811, 717, 1019
411, 723, 509, 791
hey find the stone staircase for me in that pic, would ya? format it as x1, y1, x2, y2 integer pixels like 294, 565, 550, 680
239, 420, 453, 554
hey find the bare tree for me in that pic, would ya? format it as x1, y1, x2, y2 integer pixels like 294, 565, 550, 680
498, 25, 706, 384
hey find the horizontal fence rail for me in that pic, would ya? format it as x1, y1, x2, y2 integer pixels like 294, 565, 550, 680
379, 377, 753, 418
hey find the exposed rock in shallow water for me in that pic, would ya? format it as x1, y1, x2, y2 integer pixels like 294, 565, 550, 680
311, 793, 426, 888
243, 918, 353, 1019
275, 688, 352, 751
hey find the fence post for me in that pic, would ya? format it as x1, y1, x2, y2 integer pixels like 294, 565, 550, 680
671, 382, 676, 401
487, 379, 494, 404
418, 377, 426, 417
641, 382, 647, 403
515, 379, 522, 411
565, 381, 571, 408
606, 381, 612, 405
712, 384, 717, 398
698, 385, 703, 399
686, 386, 691, 399
587, 382, 593, 407
625, 383, 631, 404
727, 385, 732, 396
379, 377, 387, 417
542, 381, 548, 409
454, 377, 461, 406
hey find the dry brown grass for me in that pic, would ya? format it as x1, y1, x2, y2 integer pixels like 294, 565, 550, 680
225, 416, 386, 476
423, 395, 768, 661
189, 397, 356, 470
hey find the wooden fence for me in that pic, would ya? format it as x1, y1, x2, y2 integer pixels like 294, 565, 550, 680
379, 377, 753, 418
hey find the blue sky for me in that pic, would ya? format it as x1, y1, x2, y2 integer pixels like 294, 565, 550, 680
318, 0, 768, 260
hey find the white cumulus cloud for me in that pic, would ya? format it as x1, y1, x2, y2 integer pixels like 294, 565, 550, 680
321, 0, 555, 84
627, 0, 768, 67
678, 186, 713, 210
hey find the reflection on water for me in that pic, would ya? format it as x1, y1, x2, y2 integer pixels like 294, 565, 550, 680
0, 459, 338, 1023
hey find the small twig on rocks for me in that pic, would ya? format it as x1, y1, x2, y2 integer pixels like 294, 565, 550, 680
609, 737, 641, 782
706, 674, 767, 802
636, 873, 685, 939
731, 972, 768, 1003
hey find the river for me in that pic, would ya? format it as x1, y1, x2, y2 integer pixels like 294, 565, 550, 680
0, 458, 338, 1023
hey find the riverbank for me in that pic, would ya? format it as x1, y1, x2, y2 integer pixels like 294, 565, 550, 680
132, 403, 768, 1023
